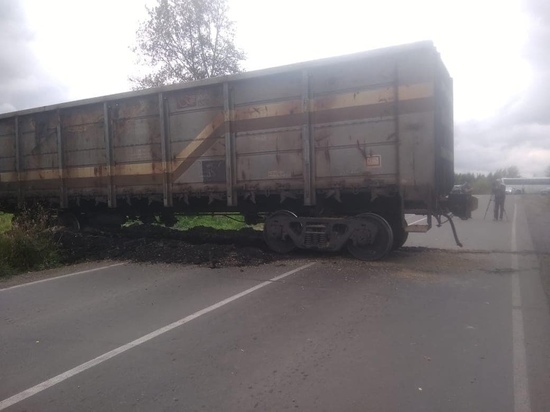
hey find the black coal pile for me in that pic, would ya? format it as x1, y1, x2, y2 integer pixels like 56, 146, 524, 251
52, 225, 277, 268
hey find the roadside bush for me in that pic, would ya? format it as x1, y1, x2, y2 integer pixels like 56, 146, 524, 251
176, 215, 248, 231
0, 212, 12, 233
0, 206, 60, 277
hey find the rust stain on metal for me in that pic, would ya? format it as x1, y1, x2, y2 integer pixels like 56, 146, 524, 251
175, 89, 220, 110
176, 94, 197, 109
325, 146, 331, 162
171, 112, 226, 181
355, 141, 382, 169
234, 100, 302, 121
405, 121, 424, 132
314, 130, 330, 142
356, 140, 368, 160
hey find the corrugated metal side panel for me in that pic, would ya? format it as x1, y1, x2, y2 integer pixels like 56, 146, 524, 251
310, 55, 398, 191
167, 73, 307, 193
0, 120, 15, 170
0, 42, 447, 211
110, 95, 163, 195
19, 113, 58, 171
62, 104, 107, 199
232, 72, 304, 191
434, 58, 454, 198
396, 48, 438, 208
165, 46, 441, 204
0, 119, 17, 201
309, 56, 395, 94
62, 105, 105, 167
314, 119, 398, 187
168, 85, 226, 193
18, 112, 60, 199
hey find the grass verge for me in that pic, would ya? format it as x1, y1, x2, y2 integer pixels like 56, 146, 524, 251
0, 212, 13, 234
175, 215, 249, 231
0, 209, 60, 278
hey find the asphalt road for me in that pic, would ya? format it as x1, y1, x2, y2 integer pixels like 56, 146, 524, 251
1, 195, 550, 411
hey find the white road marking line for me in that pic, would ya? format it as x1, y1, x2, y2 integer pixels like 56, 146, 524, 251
511, 203, 532, 412
0, 262, 127, 292
0, 262, 316, 411
407, 217, 426, 226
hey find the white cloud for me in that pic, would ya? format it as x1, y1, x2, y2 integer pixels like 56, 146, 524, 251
0, 1, 70, 112
2, 0, 549, 176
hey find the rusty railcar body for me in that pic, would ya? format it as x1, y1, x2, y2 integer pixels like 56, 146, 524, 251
0, 42, 474, 260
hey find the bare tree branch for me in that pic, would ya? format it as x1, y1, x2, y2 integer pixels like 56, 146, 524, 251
130, 0, 245, 89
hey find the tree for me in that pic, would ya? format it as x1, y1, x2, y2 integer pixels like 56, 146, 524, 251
131, 0, 245, 89
494, 165, 521, 179
454, 166, 522, 194
505, 165, 521, 178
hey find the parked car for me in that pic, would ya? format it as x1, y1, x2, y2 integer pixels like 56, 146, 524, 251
506, 187, 523, 194
451, 183, 472, 194
451, 185, 465, 194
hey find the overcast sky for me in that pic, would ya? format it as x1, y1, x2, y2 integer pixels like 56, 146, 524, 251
1, 0, 549, 177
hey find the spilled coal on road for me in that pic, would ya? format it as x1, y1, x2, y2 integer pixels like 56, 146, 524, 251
53, 225, 276, 268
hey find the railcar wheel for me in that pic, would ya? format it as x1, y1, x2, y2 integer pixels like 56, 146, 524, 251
347, 213, 393, 261
56, 211, 81, 232
392, 229, 408, 250
390, 219, 408, 250
263, 210, 297, 254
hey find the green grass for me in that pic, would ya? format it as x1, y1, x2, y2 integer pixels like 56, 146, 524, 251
175, 215, 248, 231
0, 211, 259, 277
123, 214, 251, 230
0, 209, 60, 278
0, 213, 13, 234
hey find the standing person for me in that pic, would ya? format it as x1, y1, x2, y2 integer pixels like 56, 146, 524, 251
492, 179, 506, 221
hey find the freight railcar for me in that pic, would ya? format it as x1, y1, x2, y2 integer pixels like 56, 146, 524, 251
0, 41, 476, 260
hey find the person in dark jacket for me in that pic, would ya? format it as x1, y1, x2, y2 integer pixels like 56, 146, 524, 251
492, 179, 506, 220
